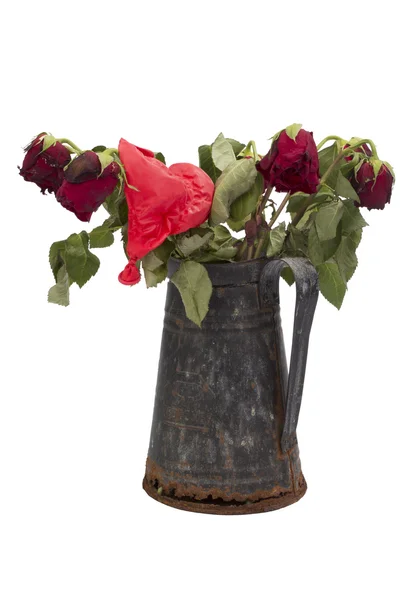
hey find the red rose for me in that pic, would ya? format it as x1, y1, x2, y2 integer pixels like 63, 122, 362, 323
56, 151, 120, 221
351, 161, 393, 210
256, 128, 319, 194
118, 138, 214, 285
19, 134, 71, 193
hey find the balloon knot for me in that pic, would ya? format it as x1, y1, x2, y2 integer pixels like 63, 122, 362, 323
118, 259, 141, 285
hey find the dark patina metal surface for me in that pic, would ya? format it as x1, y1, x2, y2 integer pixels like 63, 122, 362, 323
143, 257, 318, 515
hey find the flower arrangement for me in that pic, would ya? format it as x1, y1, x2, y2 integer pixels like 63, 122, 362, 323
19, 125, 395, 325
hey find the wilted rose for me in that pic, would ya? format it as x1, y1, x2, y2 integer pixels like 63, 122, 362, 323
19, 134, 71, 193
256, 128, 320, 194
351, 161, 394, 210
56, 151, 120, 221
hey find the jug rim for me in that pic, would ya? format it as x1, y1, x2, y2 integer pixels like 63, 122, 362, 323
167, 256, 270, 286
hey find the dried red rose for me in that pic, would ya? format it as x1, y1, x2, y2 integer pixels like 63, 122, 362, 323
351, 161, 393, 210
256, 128, 320, 194
56, 151, 120, 221
19, 134, 71, 193
118, 138, 214, 285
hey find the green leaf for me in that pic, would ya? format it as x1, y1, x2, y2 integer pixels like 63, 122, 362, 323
48, 265, 70, 307
49, 240, 66, 280
285, 225, 308, 256
349, 228, 362, 248
141, 238, 175, 288
142, 250, 164, 271
318, 143, 342, 188
307, 221, 325, 266
317, 261, 346, 309
210, 224, 234, 247
211, 133, 236, 171
142, 252, 163, 271
89, 226, 115, 248
285, 123, 302, 141
318, 143, 338, 177
316, 200, 344, 241
315, 183, 336, 201
171, 261, 212, 327
336, 171, 360, 202
286, 192, 310, 214
267, 222, 286, 257
103, 185, 126, 222
225, 138, 246, 156
143, 264, 168, 288
198, 145, 221, 183
210, 158, 257, 225
321, 222, 342, 261
153, 238, 175, 263
154, 151, 166, 164
230, 173, 264, 221
227, 215, 250, 232
197, 246, 237, 262
281, 266, 295, 286
176, 232, 213, 257
91, 145, 107, 152
142, 250, 168, 288
64, 232, 100, 288
341, 199, 368, 234
335, 235, 358, 283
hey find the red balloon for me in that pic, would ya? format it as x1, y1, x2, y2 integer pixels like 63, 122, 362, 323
118, 138, 214, 285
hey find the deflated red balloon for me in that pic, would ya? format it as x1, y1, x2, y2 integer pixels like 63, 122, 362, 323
118, 138, 214, 285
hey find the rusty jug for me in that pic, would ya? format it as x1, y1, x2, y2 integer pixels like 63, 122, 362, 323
143, 257, 319, 515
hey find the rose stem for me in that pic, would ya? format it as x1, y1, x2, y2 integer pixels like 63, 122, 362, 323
316, 135, 344, 151
253, 191, 291, 259
56, 139, 82, 153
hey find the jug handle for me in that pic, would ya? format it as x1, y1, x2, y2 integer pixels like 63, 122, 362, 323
259, 257, 319, 453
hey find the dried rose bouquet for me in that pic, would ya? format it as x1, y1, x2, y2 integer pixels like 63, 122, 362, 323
19, 125, 394, 325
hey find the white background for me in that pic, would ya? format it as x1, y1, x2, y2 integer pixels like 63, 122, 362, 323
1, 1, 399, 598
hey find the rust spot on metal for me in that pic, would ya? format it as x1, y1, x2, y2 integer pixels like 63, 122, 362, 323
175, 318, 184, 329
202, 382, 209, 393
143, 457, 306, 515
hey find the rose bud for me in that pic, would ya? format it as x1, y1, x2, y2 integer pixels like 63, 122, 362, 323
56, 151, 120, 222
256, 127, 319, 194
351, 160, 394, 210
19, 133, 71, 193
64, 150, 103, 183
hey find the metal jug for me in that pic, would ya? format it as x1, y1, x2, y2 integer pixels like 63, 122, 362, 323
143, 257, 319, 515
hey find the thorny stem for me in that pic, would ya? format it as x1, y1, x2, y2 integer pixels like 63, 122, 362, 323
236, 239, 248, 260
257, 185, 273, 215
267, 191, 291, 229
254, 226, 269, 259
247, 244, 254, 260
253, 191, 291, 259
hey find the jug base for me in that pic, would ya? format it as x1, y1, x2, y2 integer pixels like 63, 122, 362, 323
142, 475, 307, 515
